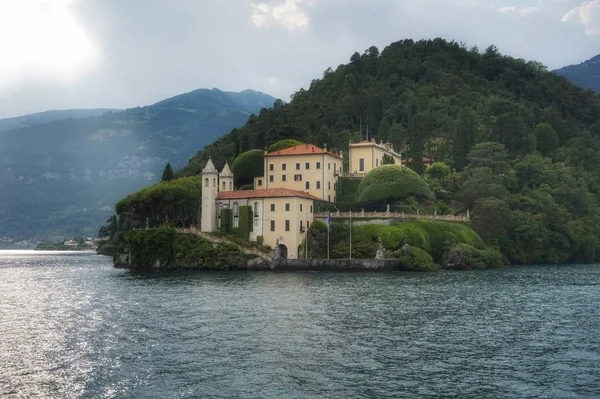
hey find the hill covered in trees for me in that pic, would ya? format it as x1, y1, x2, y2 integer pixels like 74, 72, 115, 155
0, 108, 117, 132
167, 38, 600, 265
0, 88, 275, 243
554, 54, 600, 93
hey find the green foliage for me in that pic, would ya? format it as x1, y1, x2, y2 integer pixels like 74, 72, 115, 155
116, 176, 201, 230
426, 162, 451, 182
267, 139, 303, 153
125, 227, 175, 268
355, 165, 432, 204
233, 206, 253, 239
220, 209, 232, 234
161, 163, 175, 182
257, 235, 264, 245
216, 242, 241, 266
382, 154, 395, 165
396, 246, 439, 271
336, 177, 362, 210
231, 149, 265, 186
442, 243, 504, 270
173, 233, 216, 267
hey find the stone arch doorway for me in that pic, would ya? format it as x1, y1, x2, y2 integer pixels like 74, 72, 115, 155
277, 244, 288, 259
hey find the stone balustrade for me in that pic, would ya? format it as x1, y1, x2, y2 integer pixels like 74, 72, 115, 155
314, 211, 469, 222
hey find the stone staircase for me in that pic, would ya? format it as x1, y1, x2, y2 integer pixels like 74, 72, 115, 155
175, 228, 273, 262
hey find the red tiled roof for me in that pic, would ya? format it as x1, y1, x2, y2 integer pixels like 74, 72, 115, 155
267, 143, 342, 158
217, 188, 321, 201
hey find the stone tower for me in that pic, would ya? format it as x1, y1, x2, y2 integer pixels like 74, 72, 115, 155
219, 162, 234, 192
201, 158, 218, 233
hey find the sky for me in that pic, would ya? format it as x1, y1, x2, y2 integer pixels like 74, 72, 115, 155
0, 0, 599, 118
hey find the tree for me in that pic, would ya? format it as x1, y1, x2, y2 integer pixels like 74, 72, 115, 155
382, 154, 395, 165
534, 123, 558, 155
267, 139, 303, 153
231, 149, 265, 186
355, 165, 432, 204
378, 117, 391, 142
426, 162, 451, 183
161, 163, 174, 182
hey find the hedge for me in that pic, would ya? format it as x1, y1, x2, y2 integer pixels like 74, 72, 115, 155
355, 165, 432, 204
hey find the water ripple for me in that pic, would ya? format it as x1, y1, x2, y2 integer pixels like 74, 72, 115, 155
1, 253, 600, 398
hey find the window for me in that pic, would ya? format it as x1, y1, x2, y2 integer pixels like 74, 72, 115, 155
285, 220, 290, 231
269, 175, 274, 182
270, 204, 275, 212
334, 196, 336, 202
316, 181, 321, 189
294, 174, 302, 182
376, 159, 379, 167
253, 202, 259, 217
359, 158, 365, 172
258, 179, 263, 187
300, 204, 303, 212
233, 202, 239, 228
328, 195, 331, 202
270, 220, 275, 231
229, 182, 233, 190
205, 178, 209, 187
310, 206, 313, 213
334, 183, 337, 191
317, 162, 321, 169
269, 164, 274, 171
300, 220, 304, 232
305, 181, 310, 190
296, 163, 300, 170
222, 181, 226, 190
328, 182, 331, 190
285, 203, 290, 211
305, 162, 310, 169
282, 163, 287, 170
307, 221, 310, 229
282, 175, 287, 182
213, 178, 216, 187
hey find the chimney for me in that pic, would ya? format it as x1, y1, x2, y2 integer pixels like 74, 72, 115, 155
324, 143, 328, 152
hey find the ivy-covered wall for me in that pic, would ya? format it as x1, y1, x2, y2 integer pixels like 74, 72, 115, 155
233, 205, 253, 239
220, 208, 232, 234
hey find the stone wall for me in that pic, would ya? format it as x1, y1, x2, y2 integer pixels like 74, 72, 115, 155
270, 258, 400, 272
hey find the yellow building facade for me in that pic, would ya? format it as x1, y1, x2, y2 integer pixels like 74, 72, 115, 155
215, 189, 316, 259
348, 139, 402, 175
256, 144, 343, 203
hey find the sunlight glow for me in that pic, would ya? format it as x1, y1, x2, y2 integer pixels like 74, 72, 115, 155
0, 0, 99, 89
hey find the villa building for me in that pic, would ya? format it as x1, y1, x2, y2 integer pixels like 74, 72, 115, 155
256, 143, 343, 203
348, 139, 402, 175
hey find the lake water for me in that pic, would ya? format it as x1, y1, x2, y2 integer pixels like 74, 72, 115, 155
1, 251, 599, 398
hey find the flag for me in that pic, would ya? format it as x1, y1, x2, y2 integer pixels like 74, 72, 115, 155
327, 211, 332, 226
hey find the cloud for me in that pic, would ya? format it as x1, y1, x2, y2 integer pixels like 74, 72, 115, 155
563, 0, 600, 35
0, 0, 99, 90
0, 0, 598, 118
251, 0, 312, 30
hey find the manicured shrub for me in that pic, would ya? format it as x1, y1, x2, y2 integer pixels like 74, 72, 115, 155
231, 149, 265, 186
441, 243, 505, 270
355, 165, 432, 204
256, 235, 264, 245
397, 246, 439, 271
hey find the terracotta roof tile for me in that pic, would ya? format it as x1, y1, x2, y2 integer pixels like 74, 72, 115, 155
267, 143, 342, 158
217, 188, 321, 201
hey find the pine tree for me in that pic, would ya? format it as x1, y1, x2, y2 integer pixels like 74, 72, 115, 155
161, 163, 174, 182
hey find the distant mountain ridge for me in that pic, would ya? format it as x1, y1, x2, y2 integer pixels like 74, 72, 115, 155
0, 88, 276, 244
0, 109, 117, 132
554, 54, 600, 93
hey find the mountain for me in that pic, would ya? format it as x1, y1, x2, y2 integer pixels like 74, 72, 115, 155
169, 39, 600, 265
0, 109, 117, 132
554, 54, 600, 93
0, 88, 276, 244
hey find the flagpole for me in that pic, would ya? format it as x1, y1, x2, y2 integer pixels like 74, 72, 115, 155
349, 211, 352, 260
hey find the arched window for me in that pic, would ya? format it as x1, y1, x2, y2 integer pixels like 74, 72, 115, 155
205, 178, 209, 187
233, 202, 239, 228
222, 181, 226, 190
213, 178, 216, 187
229, 182, 233, 190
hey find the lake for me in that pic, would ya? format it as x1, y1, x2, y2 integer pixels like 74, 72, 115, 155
1, 251, 599, 398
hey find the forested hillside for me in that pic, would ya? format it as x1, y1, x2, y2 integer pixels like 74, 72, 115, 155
554, 54, 600, 93
0, 88, 275, 243
172, 38, 600, 264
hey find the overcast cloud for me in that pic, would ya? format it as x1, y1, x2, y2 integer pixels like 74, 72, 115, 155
0, 0, 598, 118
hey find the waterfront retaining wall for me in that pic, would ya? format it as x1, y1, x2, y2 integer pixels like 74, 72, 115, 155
270, 258, 400, 272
